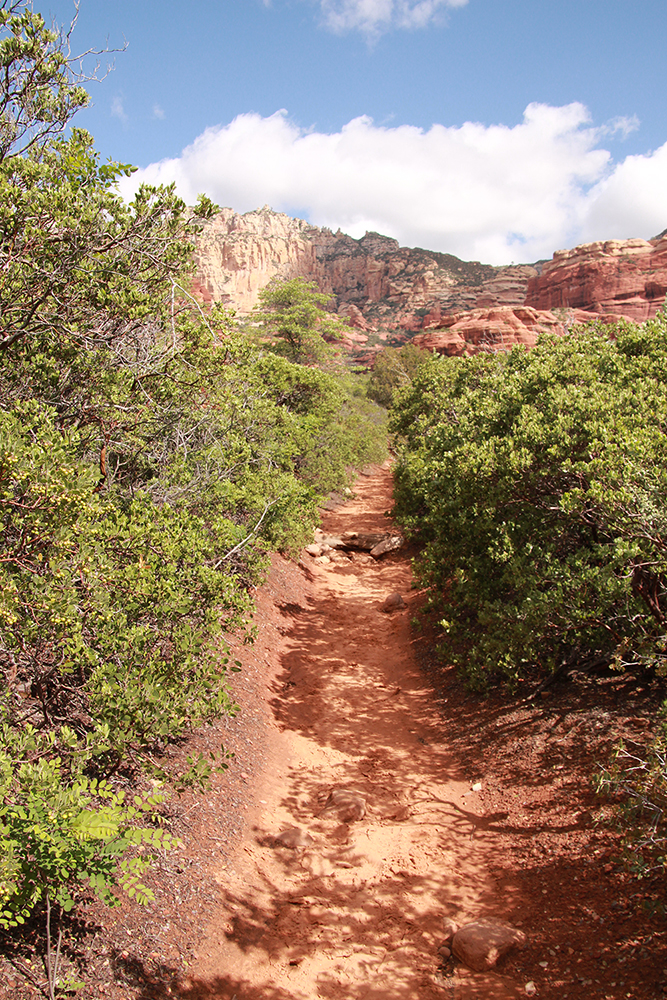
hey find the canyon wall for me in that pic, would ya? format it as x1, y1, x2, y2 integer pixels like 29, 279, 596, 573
193, 207, 667, 360
525, 237, 667, 323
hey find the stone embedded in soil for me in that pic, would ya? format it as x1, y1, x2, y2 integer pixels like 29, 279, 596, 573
370, 534, 404, 558
452, 919, 527, 972
322, 787, 367, 822
382, 803, 411, 821
274, 826, 314, 849
442, 917, 459, 944
380, 592, 406, 613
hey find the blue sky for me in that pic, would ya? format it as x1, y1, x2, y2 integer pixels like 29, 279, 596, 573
46, 0, 667, 263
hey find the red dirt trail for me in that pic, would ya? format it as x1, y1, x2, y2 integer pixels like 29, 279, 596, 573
186, 465, 523, 999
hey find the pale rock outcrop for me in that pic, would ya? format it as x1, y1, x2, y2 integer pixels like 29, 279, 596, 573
192, 206, 320, 312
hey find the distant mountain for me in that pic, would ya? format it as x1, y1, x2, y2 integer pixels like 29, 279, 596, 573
193, 206, 667, 361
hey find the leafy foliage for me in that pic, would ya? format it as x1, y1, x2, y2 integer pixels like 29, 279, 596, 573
367, 343, 432, 407
0, 0, 89, 159
0, 0, 387, 951
392, 317, 667, 873
391, 316, 667, 689
595, 730, 667, 878
0, 718, 179, 927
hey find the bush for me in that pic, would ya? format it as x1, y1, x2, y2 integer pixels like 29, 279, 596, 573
0, 0, 388, 953
391, 315, 667, 689
596, 729, 667, 878
367, 343, 433, 407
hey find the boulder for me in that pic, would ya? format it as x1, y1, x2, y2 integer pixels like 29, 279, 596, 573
314, 530, 404, 556
452, 920, 526, 972
380, 593, 406, 613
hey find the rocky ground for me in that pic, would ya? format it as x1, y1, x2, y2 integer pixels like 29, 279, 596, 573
2, 465, 666, 999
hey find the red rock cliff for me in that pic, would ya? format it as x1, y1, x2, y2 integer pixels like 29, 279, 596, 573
193, 207, 536, 353
525, 237, 667, 322
193, 209, 667, 361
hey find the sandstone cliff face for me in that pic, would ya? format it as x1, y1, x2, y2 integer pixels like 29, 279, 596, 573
193, 208, 667, 362
192, 207, 536, 354
192, 206, 320, 312
525, 237, 667, 322
412, 306, 565, 356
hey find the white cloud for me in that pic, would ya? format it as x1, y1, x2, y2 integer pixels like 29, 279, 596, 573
118, 104, 667, 265
153, 104, 165, 120
318, 0, 468, 35
581, 141, 667, 243
111, 96, 127, 123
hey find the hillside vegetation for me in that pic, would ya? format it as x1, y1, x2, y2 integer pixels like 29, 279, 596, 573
391, 317, 667, 874
0, 1, 385, 978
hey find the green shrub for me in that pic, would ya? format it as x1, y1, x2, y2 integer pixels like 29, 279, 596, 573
391, 315, 667, 689
367, 343, 433, 407
595, 728, 667, 878
0, 1, 389, 965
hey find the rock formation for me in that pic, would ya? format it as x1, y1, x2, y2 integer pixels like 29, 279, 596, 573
525, 237, 667, 322
192, 206, 537, 359
193, 207, 667, 362
411, 305, 565, 356
193, 206, 319, 313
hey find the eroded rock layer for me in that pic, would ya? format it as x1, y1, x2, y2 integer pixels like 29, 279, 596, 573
525, 237, 667, 322
192, 207, 536, 353
193, 208, 667, 360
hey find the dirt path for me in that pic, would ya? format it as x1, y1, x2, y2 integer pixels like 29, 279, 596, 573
187, 465, 524, 1000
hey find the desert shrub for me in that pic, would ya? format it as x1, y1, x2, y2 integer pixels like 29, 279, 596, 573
596, 729, 667, 879
391, 315, 667, 689
0, 0, 388, 951
367, 343, 433, 407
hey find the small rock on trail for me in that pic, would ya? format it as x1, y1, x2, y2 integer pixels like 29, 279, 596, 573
452, 919, 527, 972
380, 591, 406, 613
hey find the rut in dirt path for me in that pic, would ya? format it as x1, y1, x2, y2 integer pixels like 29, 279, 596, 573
186, 466, 525, 1000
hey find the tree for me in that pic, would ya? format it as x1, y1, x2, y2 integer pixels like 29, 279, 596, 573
0, 0, 89, 160
252, 276, 348, 366
367, 343, 433, 407
0, 6, 388, 977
